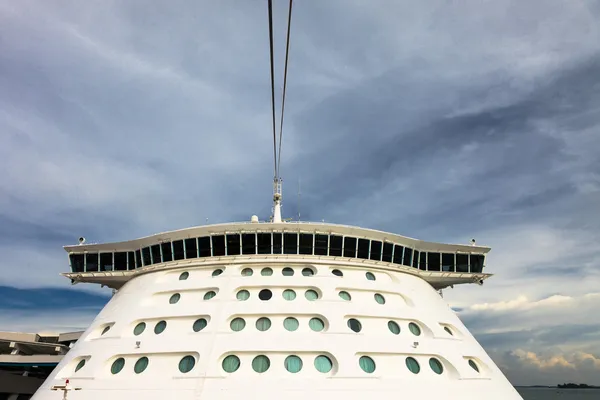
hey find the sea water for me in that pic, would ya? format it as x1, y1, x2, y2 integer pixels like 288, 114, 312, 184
517, 387, 599, 399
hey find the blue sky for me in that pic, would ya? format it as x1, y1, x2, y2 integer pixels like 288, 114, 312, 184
1, 0, 599, 386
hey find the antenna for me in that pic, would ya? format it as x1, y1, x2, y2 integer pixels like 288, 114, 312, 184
272, 177, 282, 223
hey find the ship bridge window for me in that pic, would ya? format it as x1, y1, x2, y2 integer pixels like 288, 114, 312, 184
141, 247, 151, 266
127, 252, 135, 270
151, 245, 161, 264
456, 254, 468, 273
135, 249, 142, 268
357, 239, 369, 259
343, 237, 357, 258
471, 254, 485, 273
100, 253, 113, 271
242, 233, 256, 255
273, 233, 283, 254
393, 245, 403, 265
161, 242, 172, 262
412, 250, 420, 269
185, 239, 198, 259
226, 234, 241, 256
70, 254, 84, 273
403, 248, 413, 267
382, 242, 393, 262
212, 235, 225, 256
442, 253, 454, 272
173, 240, 184, 260
284, 233, 298, 254
428, 252, 441, 271
418, 252, 427, 270
114, 252, 127, 271
86, 253, 99, 272
299, 233, 313, 255
314, 234, 328, 255
329, 235, 343, 256
370, 240, 382, 261
257, 233, 271, 254
198, 237, 211, 257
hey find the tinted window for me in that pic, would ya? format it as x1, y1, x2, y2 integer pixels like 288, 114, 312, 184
428, 252, 441, 271
272, 233, 283, 254
185, 238, 198, 259
382, 243, 393, 262
135, 249, 142, 268
173, 240, 185, 260
393, 245, 404, 264
471, 254, 485, 273
151, 245, 161, 264
212, 235, 226, 256
70, 254, 85, 272
242, 234, 256, 255
418, 252, 427, 270
442, 253, 454, 272
403, 248, 412, 267
100, 253, 113, 271
161, 242, 172, 262
284, 233, 297, 254
370, 241, 382, 261
86, 253, 99, 271
456, 254, 468, 272
257, 233, 271, 254
299, 234, 313, 255
198, 237, 211, 257
114, 252, 127, 271
357, 239, 369, 259
226, 234, 241, 256
343, 237, 357, 258
127, 252, 135, 270
142, 247, 151, 266
329, 235, 343, 256
412, 250, 419, 268
314, 234, 328, 256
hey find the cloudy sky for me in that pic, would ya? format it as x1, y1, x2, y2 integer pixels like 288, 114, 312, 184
1, 0, 600, 386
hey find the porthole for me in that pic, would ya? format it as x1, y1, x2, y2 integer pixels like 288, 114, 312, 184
302, 268, 314, 276
409, 322, 422, 336
283, 317, 299, 331
256, 317, 272, 331
154, 320, 167, 334
339, 291, 351, 301
285, 355, 303, 373
359, 356, 376, 373
241, 268, 253, 276
305, 289, 319, 301
204, 291, 216, 300
179, 271, 189, 280
74, 359, 86, 372
282, 289, 296, 300
429, 358, 443, 374
444, 326, 453, 336
252, 355, 270, 373
179, 355, 196, 373
366, 272, 376, 281
236, 290, 250, 301
212, 269, 223, 277
134, 357, 149, 374
193, 318, 208, 332
101, 325, 111, 336
468, 359, 480, 373
388, 321, 400, 335
332, 269, 343, 277
406, 357, 420, 374
111, 357, 125, 374
347, 318, 362, 333
133, 322, 146, 336
230, 318, 246, 332
258, 289, 272, 300
223, 355, 241, 373
314, 355, 332, 373
261, 267, 273, 276
374, 293, 385, 304
309, 317, 324, 332
169, 293, 181, 304
282, 267, 294, 276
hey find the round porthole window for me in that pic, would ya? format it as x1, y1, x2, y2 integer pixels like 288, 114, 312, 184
222, 355, 240, 373
179, 271, 189, 280
332, 269, 343, 277
133, 322, 146, 336
169, 293, 181, 304
339, 291, 351, 301
302, 268, 314, 276
74, 359, 86, 372
241, 268, 253, 276
193, 318, 207, 332
261, 267, 273, 276
284, 317, 299, 331
314, 355, 332, 373
285, 355, 303, 373
305, 289, 319, 301
429, 358, 444, 374
282, 289, 296, 300
101, 325, 111, 336
388, 321, 400, 335
111, 358, 125, 374
256, 317, 272, 332
230, 318, 246, 332
212, 269, 223, 277
365, 272, 376, 281
154, 320, 167, 334
469, 359, 480, 373
203, 291, 216, 300
179, 355, 196, 373
374, 293, 385, 304
134, 357, 149, 374
259, 289, 273, 300
236, 290, 250, 301
347, 318, 362, 333
406, 357, 420, 374
252, 355, 270, 373
359, 356, 376, 373
409, 322, 422, 336
309, 317, 325, 332
282, 267, 294, 276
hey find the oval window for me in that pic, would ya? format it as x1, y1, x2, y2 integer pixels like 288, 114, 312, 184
444, 326, 453, 336
134, 357, 149, 374
193, 318, 207, 332
74, 359, 86, 372
409, 322, 422, 336
203, 291, 216, 300
285, 355, 303, 373
365, 272, 376, 281
111, 357, 125, 374
230, 318, 246, 332
302, 268, 314, 276
284, 317, 299, 331
282, 289, 296, 300
332, 269, 343, 277
256, 317, 272, 332
133, 322, 146, 336
236, 290, 250, 301
388, 321, 400, 335
347, 318, 362, 333
241, 268, 253, 276
154, 320, 167, 334
179, 355, 196, 373
338, 291, 351, 301
258, 289, 272, 300
469, 359, 480, 373
314, 355, 332, 373
374, 293, 385, 304
261, 268, 273, 276
406, 357, 420, 374
101, 325, 111, 336
359, 356, 376, 373
252, 355, 270, 373
179, 271, 189, 280
282, 267, 294, 276
305, 289, 319, 301
212, 269, 223, 277
309, 317, 325, 332
429, 358, 443, 374
222, 355, 240, 373
169, 293, 181, 304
